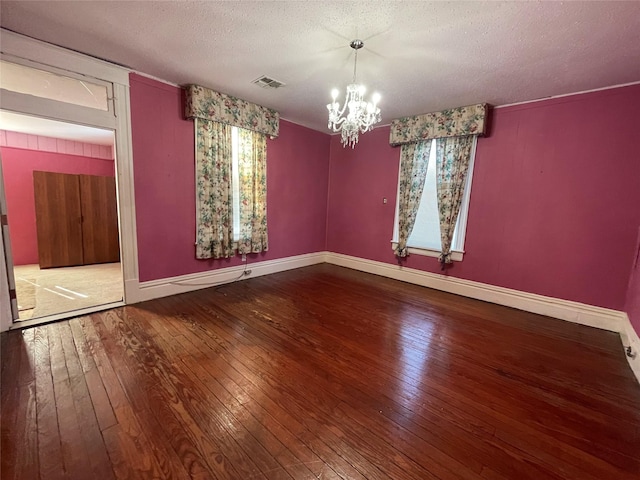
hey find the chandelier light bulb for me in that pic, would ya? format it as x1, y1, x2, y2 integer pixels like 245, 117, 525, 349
326, 39, 382, 148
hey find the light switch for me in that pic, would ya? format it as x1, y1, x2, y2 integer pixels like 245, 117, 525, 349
383, 197, 387, 204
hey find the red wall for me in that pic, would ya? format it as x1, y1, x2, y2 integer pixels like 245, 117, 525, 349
327, 84, 640, 312
129, 74, 330, 282
1, 147, 115, 265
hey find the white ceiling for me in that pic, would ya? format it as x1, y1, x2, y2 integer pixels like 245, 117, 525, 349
0, 111, 114, 146
1, 1, 639, 132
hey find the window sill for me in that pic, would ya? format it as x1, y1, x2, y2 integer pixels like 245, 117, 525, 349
390, 242, 464, 262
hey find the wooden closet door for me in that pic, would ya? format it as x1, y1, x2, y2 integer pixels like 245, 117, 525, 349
79, 174, 120, 264
33, 171, 83, 268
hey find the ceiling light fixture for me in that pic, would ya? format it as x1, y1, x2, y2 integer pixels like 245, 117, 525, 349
327, 39, 381, 148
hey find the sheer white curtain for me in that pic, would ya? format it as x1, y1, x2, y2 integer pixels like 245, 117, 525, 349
394, 141, 432, 257
236, 128, 268, 254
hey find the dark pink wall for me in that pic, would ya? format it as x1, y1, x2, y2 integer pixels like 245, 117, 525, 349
129, 74, 330, 282
327, 127, 400, 262
1, 147, 115, 265
327, 84, 640, 312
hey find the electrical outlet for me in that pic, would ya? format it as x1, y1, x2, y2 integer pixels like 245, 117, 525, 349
242, 253, 247, 262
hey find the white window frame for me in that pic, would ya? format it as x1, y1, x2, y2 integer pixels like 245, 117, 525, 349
391, 137, 477, 261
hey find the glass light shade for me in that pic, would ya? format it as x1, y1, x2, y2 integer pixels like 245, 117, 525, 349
327, 83, 381, 148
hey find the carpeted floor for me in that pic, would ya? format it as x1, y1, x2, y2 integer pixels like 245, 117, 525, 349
14, 263, 123, 320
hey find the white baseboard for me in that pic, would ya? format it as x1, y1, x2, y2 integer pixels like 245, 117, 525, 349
326, 253, 640, 383
124, 249, 639, 383
326, 252, 627, 332
325, 253, 640, 383
620, 314, 640, 381
127, 251, 327, 304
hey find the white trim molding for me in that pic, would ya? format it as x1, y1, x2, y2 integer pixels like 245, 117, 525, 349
0, 29, 130, 85
620, 314, 640, 381
390, 242, 463, 261
326, 253, 626, 332
127, 252, 328, 304
326, 252, 639, 383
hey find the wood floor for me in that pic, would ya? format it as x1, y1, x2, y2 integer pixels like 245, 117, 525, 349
2, 264, 639, 479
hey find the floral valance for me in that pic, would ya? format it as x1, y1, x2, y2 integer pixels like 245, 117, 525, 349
389, 103, 488, 146
185, 84, 279, 138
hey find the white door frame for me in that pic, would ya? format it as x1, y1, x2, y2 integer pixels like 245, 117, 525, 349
0, 29, 139, 330
0, 153, 17, 328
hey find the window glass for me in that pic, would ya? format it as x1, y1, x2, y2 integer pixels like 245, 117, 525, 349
231, 127, 240, 241
393, 137, 476, 253
407, 144, 441, 250
0, 60, 109, 111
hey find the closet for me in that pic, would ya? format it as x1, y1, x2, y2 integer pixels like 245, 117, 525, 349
33, 171, 119, 268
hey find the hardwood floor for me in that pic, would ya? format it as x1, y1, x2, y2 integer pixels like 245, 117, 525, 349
2, 264, 639, 479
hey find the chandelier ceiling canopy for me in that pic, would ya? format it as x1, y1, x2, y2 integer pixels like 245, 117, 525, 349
327, 39, 381, 148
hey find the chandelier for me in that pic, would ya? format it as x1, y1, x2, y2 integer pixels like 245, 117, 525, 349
327, 39, 381, 148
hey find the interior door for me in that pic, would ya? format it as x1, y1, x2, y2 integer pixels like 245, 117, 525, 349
79, 174, 119, 264
33, 171, 83, 268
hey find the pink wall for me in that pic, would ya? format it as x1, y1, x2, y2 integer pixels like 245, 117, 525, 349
1, 147, 115, 265
327, 84, 640, 312
129, 74, 330, 282
129, 71, 640, 336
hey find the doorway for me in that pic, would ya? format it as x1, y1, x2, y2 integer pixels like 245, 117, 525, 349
0, 30, 139, 330
1, 111, 124, 321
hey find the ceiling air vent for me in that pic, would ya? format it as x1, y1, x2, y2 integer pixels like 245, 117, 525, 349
252, 75, 286, 89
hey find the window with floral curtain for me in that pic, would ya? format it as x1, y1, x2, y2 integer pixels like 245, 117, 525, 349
185, 84, 279, 259
390, 104, 488, 268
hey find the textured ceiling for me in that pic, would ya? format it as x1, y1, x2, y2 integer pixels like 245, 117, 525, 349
1, 1, 640, 132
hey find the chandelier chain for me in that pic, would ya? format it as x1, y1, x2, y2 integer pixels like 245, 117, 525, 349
353, 48, 358, 83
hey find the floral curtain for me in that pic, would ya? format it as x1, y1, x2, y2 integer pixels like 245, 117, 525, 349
435, 136, 474, 267
195, 119, 235, 259
389, 103, 487, 146
395, 140, 432, 257
237, 128, 268, 254
185, 84, 279, 138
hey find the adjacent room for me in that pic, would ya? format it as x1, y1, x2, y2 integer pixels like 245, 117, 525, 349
0, 112, 123, 320
1, 2, 639, 480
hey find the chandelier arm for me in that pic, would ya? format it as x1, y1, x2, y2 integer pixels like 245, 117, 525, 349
334, 100, 349, 118
328, 117, 349, 132
327, 39, 381, 148
358, 110, 381, 132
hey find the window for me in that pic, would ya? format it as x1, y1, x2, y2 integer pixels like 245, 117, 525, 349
194, 119, 268, 260
392, 137, 477, 260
